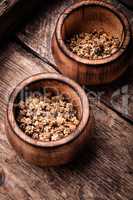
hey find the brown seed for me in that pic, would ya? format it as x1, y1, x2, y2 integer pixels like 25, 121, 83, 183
17, 92, 79, 142
66, 30, 120, 59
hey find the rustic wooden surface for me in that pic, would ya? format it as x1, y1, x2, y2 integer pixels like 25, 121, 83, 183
0, 0, 133, 199
0, 0, 44, 40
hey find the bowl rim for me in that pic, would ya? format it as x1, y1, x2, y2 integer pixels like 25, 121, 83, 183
7, 73, 90, 148
55, 0, 131, 65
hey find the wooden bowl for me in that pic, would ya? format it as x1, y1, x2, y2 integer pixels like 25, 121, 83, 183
51, 0, 131, 85
5, 73, 94, 166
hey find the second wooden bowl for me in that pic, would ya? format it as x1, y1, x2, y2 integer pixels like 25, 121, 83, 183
5, 73, 94, 166
52, 0, 131, 85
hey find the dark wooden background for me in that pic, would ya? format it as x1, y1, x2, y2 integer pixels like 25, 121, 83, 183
0, 0, 133, 199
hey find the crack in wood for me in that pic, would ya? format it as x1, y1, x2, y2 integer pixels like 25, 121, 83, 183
0, 167, 5, 186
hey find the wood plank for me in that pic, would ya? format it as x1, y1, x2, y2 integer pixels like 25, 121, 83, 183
17, 0, 133, 123
85, 65, 133, 123
0, 42, 133, 200
0, 0, 44, 41
0, 42, 56, 119
17, 0, 75, 63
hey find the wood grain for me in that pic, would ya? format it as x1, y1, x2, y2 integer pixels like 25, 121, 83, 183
0, 0, 9, 16
0, 42, 56, 119
0, 42, 132, 199
17, 0, 133, 122
85, 64, 133, 123
0, 0, 44, 41
18, 0, 75, 63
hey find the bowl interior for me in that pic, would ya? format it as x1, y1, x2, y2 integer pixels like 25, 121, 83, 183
62, 4, 124, 46
14, 79, 83, 128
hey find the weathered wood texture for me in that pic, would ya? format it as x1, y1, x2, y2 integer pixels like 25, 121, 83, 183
0, 0, 9, 16
0, 42, 133, 200
17, 0, 133, 122
18, 0, 74, 63
0, 0, 44, 40
0, 42, 56, 119
0, 0, 132, 199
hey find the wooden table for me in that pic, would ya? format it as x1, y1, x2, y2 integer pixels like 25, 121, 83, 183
0, 0, 133, 199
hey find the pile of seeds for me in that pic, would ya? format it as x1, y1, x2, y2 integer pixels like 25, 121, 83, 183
17, 92, 79, 142
66, 30, 120, 59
